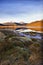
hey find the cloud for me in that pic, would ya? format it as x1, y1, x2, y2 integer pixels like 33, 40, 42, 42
0, 0, 43, 23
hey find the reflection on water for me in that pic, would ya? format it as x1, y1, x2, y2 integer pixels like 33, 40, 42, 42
19, 32, 42, 39
0, 29, 42, 39
18, 29, 42, 39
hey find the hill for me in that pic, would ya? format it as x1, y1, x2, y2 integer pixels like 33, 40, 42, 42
26, 20, 43, 32
0, 20, 43, 32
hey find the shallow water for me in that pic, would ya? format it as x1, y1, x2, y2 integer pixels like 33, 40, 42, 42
19, 32, 42, 39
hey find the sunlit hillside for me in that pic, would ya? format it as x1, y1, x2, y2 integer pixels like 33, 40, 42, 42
26, 20, 43, 32
0, 20, 43, 32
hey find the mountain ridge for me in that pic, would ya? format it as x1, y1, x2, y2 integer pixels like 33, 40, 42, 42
0, 20, 43, 32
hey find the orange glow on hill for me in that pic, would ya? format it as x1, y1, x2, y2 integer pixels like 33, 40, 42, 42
0, 20, 43, 32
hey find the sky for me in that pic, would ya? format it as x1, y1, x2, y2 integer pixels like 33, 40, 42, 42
0, 0, 43, 23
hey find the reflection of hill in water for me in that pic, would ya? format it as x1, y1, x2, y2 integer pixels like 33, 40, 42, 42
0, 20, 43, 33
26, 20, 43, 32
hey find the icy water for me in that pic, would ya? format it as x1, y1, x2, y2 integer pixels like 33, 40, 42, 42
0, 29, 42, 39
17, 29, 43, 40
19, 32, 42, 39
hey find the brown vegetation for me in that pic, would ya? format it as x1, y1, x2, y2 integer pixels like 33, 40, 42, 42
0, 30, 42, 65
